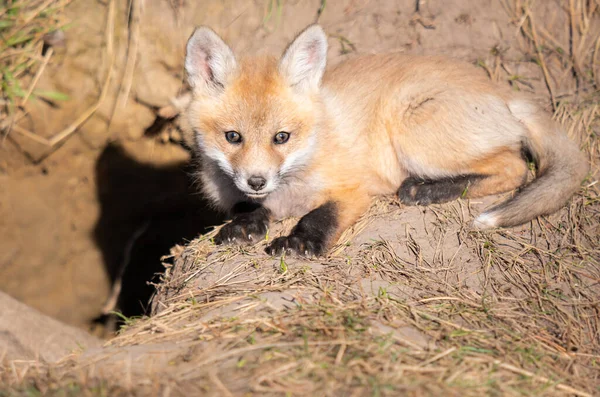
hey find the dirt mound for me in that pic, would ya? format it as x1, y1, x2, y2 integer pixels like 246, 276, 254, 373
5, 193, 598, 395
1, 0, 599, 396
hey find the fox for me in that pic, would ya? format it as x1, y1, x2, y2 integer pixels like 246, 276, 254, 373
181, 24, 589, 257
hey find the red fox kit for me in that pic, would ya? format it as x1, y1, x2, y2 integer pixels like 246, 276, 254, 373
183, 25, 588, 257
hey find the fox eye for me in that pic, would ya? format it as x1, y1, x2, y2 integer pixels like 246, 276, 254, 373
274, 131, 290, 144
225, 131, 242, 144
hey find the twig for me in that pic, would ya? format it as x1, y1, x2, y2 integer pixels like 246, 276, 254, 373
179, 340, 357, 380
208, 371, 234, 397
20, 47, 54, 106
569, 0, 581, 92
46, 0, 115, 147
315, 0, 326, 23
12, 0, 116, 150
12, 124, 52, 146
22, 0, 56, 27
419, 347, 457, 367
109, 0, 142, 131
493, 360, 592, 397
102, 221, 150, 314
526, 9, 557, 111
592, 34, 600, 88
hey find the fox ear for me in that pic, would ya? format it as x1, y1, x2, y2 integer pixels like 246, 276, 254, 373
185, 27, 237, 92
279, 25, 328, 91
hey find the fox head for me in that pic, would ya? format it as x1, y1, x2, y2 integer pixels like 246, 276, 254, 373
184, 25, 328, 199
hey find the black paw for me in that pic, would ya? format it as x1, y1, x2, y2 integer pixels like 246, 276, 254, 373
398, 175, 481, 206
265, 234, 326, 257
398, 178, 436, 206
265, 201, 337, 257
214, 212, 268, 245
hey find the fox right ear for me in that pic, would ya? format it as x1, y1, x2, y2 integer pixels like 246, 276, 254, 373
185, 27, 237, 93
279, 25, 328, 92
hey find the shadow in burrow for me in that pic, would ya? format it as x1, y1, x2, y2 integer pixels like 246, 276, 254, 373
92, 142, 223, 326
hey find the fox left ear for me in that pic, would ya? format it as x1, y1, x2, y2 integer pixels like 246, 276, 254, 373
185, 27, 237, 93
279, 25, 328, 92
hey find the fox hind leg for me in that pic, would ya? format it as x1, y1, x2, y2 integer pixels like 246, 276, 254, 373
398, 174, 483, 206
398, 149, 529, 206
462, 150, 529, 199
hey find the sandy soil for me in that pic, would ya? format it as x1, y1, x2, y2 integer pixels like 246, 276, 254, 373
1, 0, 567, 328
0, 0, 598, 395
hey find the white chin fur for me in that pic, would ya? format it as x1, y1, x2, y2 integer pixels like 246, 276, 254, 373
473, 212, 498, 229
245, 192, 269, 199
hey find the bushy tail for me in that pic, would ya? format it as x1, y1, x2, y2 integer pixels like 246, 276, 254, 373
474, 100, 589, 229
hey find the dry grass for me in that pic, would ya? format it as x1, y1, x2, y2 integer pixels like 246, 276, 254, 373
1, 0, 600, 396
1, 0, 117, 161
0, 0, 72, 138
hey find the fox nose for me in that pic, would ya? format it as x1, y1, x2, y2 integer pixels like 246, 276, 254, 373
247, 176, 267, 191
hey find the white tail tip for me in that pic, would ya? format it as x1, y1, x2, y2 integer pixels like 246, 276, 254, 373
473, 212, 499, 229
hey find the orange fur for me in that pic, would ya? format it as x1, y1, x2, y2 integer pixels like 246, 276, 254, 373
183, 25, 589, 255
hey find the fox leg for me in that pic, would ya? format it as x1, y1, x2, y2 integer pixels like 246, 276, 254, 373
399, 174, 483, 205
266, 188, 370, 257
214, 202, 271, 244
399, 149, 529, 205
461, 150, 530, 198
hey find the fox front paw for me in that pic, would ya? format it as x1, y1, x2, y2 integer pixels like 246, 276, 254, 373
266, 201, 338, 257
265, 234, 326, 257
214, 212, 269, 245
